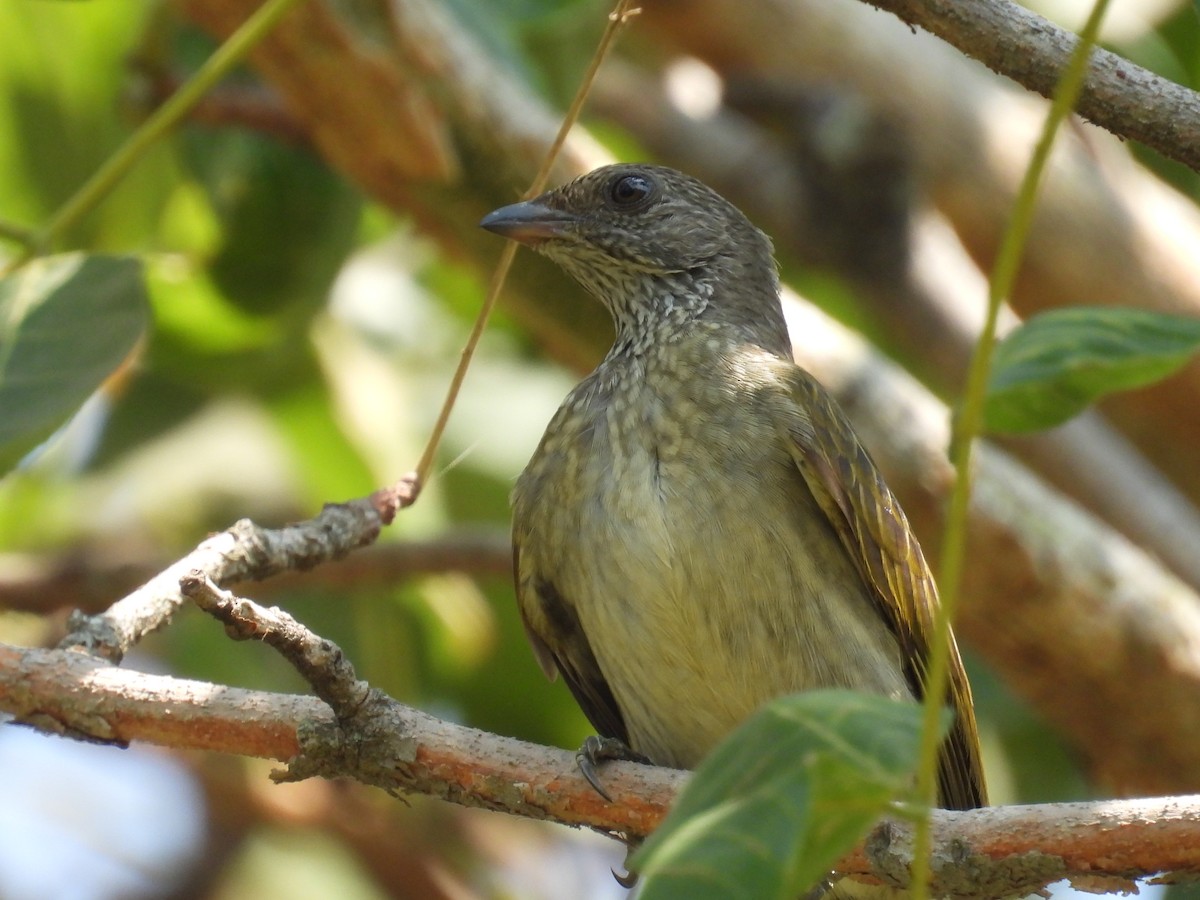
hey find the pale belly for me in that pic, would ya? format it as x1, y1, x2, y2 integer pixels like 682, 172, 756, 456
515, 392, 910, 770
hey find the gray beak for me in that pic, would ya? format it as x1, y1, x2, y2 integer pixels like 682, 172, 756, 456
480, 200, 577, 246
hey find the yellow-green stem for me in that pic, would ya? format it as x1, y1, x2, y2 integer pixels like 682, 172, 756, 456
0, 219, 36, 248
907, 2, 1112, 897
5, 0, 309, 273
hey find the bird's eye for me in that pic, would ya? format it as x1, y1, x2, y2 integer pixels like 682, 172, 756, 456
608, 174, 654, 209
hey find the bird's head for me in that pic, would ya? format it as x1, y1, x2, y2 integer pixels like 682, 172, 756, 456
481, 164, 786, 351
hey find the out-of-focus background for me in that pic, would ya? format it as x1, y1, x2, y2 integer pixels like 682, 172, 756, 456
2, 0, 1200, 897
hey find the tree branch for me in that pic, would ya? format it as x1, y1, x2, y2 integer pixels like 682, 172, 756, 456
181, 573, 371, 718
0, 641, 675, 838
56, 480, 414, 662
858, 0, 1200, 173
2, 639, 1199, 896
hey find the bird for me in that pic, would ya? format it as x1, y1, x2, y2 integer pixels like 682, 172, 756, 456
479, 164, 986, 821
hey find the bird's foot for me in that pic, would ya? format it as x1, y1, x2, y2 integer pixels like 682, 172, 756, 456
575, 735, 649, 801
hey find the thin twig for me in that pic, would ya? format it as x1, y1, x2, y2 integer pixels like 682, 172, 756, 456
181, 572, 370, 718
57, 498, 386, 662
409, 0, 642, 491
912, 1, 1113, 898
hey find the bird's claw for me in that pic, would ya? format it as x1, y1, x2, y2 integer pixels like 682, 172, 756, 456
613, 824, 643, 888
576, 735, 648, 801
612, 866, 639, 889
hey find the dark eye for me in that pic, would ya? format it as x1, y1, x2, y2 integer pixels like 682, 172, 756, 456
608, 173, 654, 208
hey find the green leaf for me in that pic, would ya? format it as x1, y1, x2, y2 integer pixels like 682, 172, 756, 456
634, 691, 933, 900
984, 307, 1200, 434
0, 253, 148, 474
181, 129, 362, 318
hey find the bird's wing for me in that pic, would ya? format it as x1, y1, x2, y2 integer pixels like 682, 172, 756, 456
776, 366, 986, 810
513, 538, 630, 745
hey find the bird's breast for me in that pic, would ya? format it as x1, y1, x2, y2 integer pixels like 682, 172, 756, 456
513, 348, 908, 769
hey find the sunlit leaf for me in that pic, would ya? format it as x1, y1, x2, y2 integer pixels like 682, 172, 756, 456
634, 691, 933, 900
0, 253, 148, 475
984, 307, 1200, 434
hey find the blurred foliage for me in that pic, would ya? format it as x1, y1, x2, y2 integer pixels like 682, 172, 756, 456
83, 6, 588, 738
0, 254, 148, 474
443, 0, 608, 104
0, 0, 1196, 897
0, 5, 595, 893
0, 3, 172, 246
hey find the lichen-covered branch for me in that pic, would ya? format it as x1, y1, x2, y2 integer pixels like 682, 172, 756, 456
57, 482, 412, 662
858, 0, 1200, 173
1, 639, 1198, 896
0, 641, 676, 837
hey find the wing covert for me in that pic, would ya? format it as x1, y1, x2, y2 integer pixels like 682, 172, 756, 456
777, 368, 987, 810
